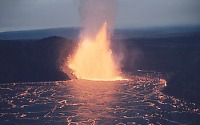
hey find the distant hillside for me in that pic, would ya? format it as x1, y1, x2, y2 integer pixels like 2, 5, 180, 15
0, 28, 80, 40
1, 26, 200, 40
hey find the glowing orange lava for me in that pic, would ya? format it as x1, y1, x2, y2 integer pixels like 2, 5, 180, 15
68, 23, 123, 81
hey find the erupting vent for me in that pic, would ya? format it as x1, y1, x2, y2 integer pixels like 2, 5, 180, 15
68, 23, 123, 81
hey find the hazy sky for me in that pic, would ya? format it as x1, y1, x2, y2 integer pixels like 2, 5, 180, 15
0, 0, 200, 31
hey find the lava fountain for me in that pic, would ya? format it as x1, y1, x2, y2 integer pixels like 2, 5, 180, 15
68, 23, 123, 81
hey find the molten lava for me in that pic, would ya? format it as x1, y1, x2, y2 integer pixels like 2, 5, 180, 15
68, 23, 122, 81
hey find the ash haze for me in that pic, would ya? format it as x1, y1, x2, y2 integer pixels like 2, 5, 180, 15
0, 0, 200, 32
79, 0, 117, 36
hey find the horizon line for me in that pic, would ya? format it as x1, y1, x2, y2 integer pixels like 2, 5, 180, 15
1, 24, 200, 33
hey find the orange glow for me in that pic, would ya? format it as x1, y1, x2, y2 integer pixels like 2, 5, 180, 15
68, 23, 123, 81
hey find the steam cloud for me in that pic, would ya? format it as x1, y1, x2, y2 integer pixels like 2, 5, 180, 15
79, 0, 118, 36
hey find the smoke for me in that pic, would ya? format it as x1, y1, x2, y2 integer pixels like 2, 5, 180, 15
79, 0, 118, 37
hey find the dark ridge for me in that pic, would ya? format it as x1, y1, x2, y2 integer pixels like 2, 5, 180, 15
0, 36, 75, 83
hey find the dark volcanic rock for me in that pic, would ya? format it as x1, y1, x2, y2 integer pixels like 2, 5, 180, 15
0, 36, 75, 83
163, 58, 200, 106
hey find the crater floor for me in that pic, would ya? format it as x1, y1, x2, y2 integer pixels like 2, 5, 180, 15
0, 74, 200, 125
